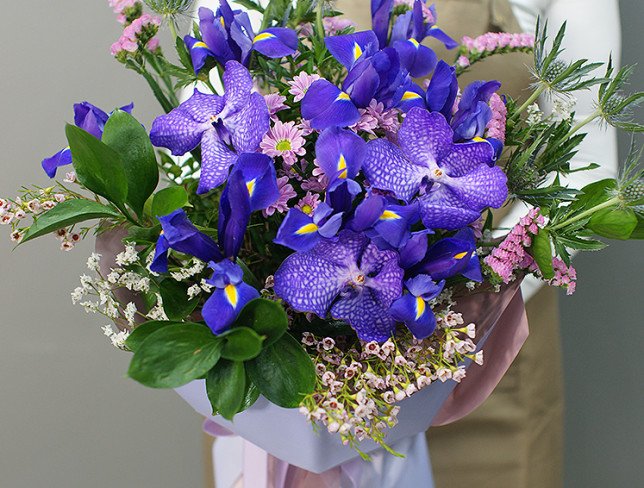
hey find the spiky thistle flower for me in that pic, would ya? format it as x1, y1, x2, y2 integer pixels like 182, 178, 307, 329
143, 0, 193, 18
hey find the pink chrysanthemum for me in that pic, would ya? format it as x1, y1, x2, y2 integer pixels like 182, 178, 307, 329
301, 159, 328, 192
351, 100, 401, 136
288, 72, 321, 102
296, 192, 321, 216
264, 93, 288, 120
263, 176, 297, 217
260, 121, 307, 166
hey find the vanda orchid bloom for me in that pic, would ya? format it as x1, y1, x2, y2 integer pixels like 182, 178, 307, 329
185, 1, 298, 73
150, 61, 269, 194
363, 107, 508, 230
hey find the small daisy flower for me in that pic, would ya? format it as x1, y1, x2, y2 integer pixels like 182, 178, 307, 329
263, 176, 296, 217
264, 93, 288, 120
288, 72, 321, 102
260, 121, 306, 166
296, 192, 320, 216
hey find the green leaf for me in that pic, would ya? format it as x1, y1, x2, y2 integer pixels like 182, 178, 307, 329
125, 320, 180, 352
530, 230, 555, 280
125, 224, 162, 244
66, 124, 128, 211
555, 235, 607, 252
629, 213, 644, 239
128, 323, 222, 388
234, 298, 288, 347
567, 179, 617, 214
151, 186, 190, 218
240, 375, 260, 412
588, 207, 638, 240
206, 360, 246, 420
246, 333, 316, 408
219, 327, 264, 361
21, 199, 121, 243
159, 279, 199, 321
102, 111, 159, 218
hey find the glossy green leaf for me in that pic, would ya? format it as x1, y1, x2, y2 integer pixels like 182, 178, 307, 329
629, 213, 644, 239
530, 230, 555, 280
102, 111, 159, 218
240, 375, 260, 413
65, 124, 128, 210
21, 199, 121, 243
159, 279, 200, 321
128, 323, 222, 388
206, 360, 246, 420
124, 320, 180, 352
234, 298, 288, 347
151, 186, 190, 218
588, 207, 638, 240
219, 327, 264, 361
246, 333, 316, 408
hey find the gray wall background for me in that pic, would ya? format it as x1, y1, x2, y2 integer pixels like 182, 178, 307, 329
0, 1, 641, 487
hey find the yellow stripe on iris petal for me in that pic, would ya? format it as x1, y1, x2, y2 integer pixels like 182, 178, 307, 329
402, 91, 422, 101
224, 284, 239, 308
409, 38, 420, 48
246, 178, 257, 198
336, 91, 351, 101
337, 154, 348, 179
296, 223, 319, 235
415, 296, 426, 320
353, 42, 363, 60
253, 32, 275, 43
193, 41, 209, 49
472, 137, 486, 143
454, 251, 468, 259
380, 210, 401, 220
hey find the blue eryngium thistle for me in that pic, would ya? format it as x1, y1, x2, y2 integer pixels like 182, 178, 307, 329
143, 0, 194, 16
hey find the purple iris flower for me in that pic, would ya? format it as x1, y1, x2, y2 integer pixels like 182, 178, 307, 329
274, 202, 344, 252
150, 209, 223, 274
349, 194, 420, 250
371, 0, 394, 48
301, 32, 408, 129
149, 208, 260, 335
42, 102, 133, 178
362, 107, 507, 230
186, 3, 297, 73
315, 127, 366, 189
202, 260, 259, 335
389, 274, 444, 339
425, 60, 458, 118
150, 60, 269, 194
274, 230, 404, 342
451, 80, 501, 141
413, 228, 482, 281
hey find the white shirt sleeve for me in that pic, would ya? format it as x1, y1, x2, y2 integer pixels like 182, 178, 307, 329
502, 0, 621, 302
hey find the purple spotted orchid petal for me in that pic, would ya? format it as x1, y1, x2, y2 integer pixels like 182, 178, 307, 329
150, 89, 224, 156
445, 163, 508, 211
221, 60, 254, 117
198, 129, 238, 194
224, 92, 270, 152
253, 28, 298, 58
363, 139, 428, 201
440, 139, 496, 176
315, 127, 366, 187
230, 153, 279, 212
418, 186, 482, 230
331, 287, 397, 342
325, 31, 380, 70
398, 108, 453, 166
301, 79, 361, 130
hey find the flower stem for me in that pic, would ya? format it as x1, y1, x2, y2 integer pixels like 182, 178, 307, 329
568, 110, 600, 136
513, 84, 547, 119
549, 196, 620, 231
315, 0, 325, 43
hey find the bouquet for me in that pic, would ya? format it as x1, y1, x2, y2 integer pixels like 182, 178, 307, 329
2, 0, 642, 461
